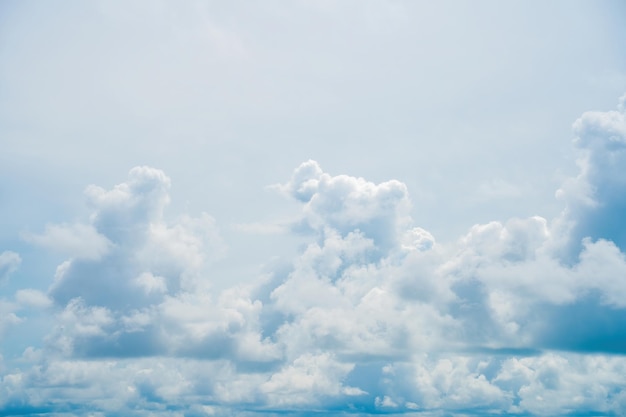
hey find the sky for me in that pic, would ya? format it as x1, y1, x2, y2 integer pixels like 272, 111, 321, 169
1, 1, 626, 416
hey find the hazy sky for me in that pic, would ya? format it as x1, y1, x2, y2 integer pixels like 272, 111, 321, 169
1, 1, 626, 416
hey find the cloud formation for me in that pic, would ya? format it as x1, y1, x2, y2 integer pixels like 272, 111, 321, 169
279, 159, 415, 253
48, 166, 224, 310
557, 93, 626, 256
2, 97, 626, 416
23, 223, 112, 260
0, 251, 21, 284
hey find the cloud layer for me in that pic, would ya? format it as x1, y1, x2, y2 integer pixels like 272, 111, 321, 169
2, 97, 626, 416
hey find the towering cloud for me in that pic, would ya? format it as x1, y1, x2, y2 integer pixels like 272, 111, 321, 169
48, 166, 223, 309
279, 159, 417, 254
2, 97, 626, 416
557, 93, 626, 256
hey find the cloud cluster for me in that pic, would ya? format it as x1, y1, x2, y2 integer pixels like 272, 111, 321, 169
0, 251, 23, 337
2, 97, 626, 416
0, 251, 21, 284
557, 93, 626, 256
279, 159, 416, 254
47, 167, 223, 308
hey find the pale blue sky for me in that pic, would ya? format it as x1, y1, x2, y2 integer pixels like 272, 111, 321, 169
1, 1, 626, 416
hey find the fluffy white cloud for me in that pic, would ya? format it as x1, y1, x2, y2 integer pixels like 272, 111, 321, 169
0, 251, 21, 283
0, 300, 22, 338
260, 352, 361, 407
0, 252, 23, 337
23, 223, 112, 260
278, 159, 413, 254
15, 289, 52, 309
48, 166, 224, 310
3, 97, 626, 416
39, 168, 267, 363
556, 93, 626, 257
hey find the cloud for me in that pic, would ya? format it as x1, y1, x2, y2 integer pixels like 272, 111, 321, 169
278, 159, 417, 254
259, 352, 361, 407
556, 93, 626, 257
0, 252, 49, 339
23, 223, 112, 260
48, 166, 224, 310
0, 251, 21, 284
0, 300, 22, 338
15, 289, 52, 309
84, 166, 172, 244
3, 96, 626, 416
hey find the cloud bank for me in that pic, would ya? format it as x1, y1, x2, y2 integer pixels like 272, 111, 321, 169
2, 97, 626, 416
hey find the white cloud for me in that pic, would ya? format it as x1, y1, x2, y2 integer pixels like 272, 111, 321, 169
0, 300, 22, 337
556, 94, 626, 258
15, 289, 52, 309
260, 352, 357, 407
23, 223, 112, 260
279, 159, 412, 254
1, 0, 626, 414
0, 251, 23, 338
85, 166, 172, 244
3, 97, 626, 416
0, 251, 21, 283
48, 166, 224, 309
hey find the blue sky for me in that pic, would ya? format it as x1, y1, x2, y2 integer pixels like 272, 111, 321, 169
1, 1, 626, 416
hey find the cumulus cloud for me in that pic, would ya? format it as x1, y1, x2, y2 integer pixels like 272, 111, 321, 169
15, 289, 52, 309
48, 166, 224, 310
84, 166, 172, 244
4, 96, 626, 416
556, 93, 626, 256
277, 159, 415, 253
0, 251, 21, 284
0, 254, 52, 341
0, 300, 22, 338
0, 252, 22, 338
23, 223, 112, 260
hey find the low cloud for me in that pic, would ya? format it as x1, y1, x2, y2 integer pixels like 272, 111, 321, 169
48, 166, 224, 310
556, 93, 626, 257
3, 97, 626, 416
23, 223, 112, 260
277, 159, 414, 254
0, 251, 21, 284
